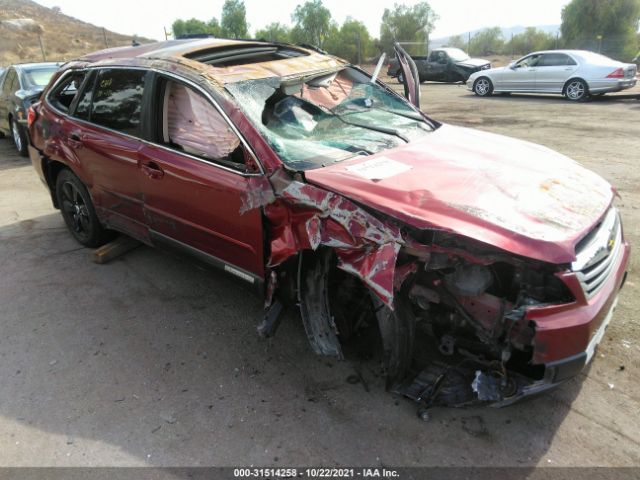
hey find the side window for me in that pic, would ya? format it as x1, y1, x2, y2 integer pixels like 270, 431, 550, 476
539, 54, 570, 67
73, 72, 95, 121
91, 69, 146, 137
160, 80, 245, 169
517, 55, 540, 68
48, 71, 87, 114
428, 51, 439, 62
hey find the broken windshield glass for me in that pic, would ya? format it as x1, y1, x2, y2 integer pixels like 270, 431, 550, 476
226, 67, 433, 170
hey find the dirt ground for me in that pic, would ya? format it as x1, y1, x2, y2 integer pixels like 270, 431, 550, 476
0, 79, 639, 468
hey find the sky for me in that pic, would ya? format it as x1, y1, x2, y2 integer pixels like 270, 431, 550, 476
34, 0, 572, 41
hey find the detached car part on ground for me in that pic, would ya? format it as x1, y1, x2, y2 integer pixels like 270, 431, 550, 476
0, 62, 60, 156
27, 39, 629, 415
387, 48, 490, 84
468, 50, 637, 101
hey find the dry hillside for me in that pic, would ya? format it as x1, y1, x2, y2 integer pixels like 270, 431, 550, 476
0, 0, 154, 66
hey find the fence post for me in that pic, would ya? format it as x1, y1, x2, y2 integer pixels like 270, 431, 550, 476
37, 33, 46, 61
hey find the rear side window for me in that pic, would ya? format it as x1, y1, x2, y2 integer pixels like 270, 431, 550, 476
48, 71, 87, 114
539, 53, 576, 67
91, 69, 146, 137
73, 72, 95, 121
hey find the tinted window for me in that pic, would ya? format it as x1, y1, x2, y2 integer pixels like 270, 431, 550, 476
73, 72, 95, 120
49, 71, 87, 114
539, 53, 573, 67
91, 69, 146, 137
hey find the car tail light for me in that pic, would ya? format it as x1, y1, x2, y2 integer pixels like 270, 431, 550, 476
27, 105, 37, 128
606, 68, 624, 78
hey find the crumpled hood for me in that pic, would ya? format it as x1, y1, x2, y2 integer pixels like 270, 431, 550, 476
456, 58, 490, 68
304, 124, 613, 264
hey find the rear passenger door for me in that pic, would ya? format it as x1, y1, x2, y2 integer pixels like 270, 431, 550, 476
138, 74, 265, 283
535, 53, 578, 93
71, 68, 150, 239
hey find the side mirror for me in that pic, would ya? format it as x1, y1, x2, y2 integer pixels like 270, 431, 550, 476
509, 62, 520, 70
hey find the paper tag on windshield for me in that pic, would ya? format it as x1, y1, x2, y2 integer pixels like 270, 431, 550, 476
345, 157, 412, 180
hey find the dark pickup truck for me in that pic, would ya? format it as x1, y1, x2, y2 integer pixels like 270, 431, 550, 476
387, 47, 491, 83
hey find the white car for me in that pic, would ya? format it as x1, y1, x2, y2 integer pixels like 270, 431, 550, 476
467, 50, 637, 101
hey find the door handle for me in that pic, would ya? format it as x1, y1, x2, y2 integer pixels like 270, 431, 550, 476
141, 161, 164, 179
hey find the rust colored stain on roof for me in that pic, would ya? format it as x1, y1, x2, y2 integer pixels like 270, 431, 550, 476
76, 39, 347, 86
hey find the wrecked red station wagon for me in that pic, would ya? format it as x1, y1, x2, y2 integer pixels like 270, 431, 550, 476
27, 39, 629, 411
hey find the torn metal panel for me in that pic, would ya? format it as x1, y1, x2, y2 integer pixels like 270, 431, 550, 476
259, 178, 403, 307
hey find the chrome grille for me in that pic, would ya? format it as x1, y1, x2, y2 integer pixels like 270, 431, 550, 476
572, 208, 622, 299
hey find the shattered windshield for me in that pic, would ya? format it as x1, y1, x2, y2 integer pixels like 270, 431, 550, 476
226, 67, 433, 170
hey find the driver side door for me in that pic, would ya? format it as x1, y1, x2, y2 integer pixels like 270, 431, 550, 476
499, 54, 540, 91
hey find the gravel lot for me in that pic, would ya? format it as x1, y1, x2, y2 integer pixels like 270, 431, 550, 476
0, 81, 639, 467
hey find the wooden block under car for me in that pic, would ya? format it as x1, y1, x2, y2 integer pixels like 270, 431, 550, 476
90, 236, 141, 264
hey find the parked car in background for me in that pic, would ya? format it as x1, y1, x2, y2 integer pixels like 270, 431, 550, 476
387, 48, 490, 83
468, 50, 637, 101
27, 39, 629, 410
0, 62, 60, 155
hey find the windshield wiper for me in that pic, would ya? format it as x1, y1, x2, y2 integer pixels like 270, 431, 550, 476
329, 111, 410, 143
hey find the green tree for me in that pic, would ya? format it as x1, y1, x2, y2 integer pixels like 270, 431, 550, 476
255, 22, 291, 42
324, 18, 374, 63
290, 0, 333, 48
445, 33, 467, 50
379, 2, 438, 55
561, 0, 640, 60
220, 0, 249, 38
172, 17, 220, 38
468, 27, 504, 56
505, 27, 556, 56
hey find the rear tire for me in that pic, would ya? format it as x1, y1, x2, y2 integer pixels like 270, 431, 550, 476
473, 77, 493, 97
10, 117, 28, 157
55, 169, 113, 247
564, 78, 589, 101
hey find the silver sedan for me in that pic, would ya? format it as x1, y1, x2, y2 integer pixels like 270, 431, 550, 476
467, 50, 637, 101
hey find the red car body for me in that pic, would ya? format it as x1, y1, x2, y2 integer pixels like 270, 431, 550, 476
28, 39, 630, 408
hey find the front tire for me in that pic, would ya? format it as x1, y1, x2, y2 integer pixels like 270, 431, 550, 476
396, 70, 404, 84
564, 79, 589, 101
473, 77, 493, 97
55, 169, 113, 247
10, 118, 28, 157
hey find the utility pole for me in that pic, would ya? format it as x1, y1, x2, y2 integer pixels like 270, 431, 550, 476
164, 26, 170, 40
511, 32, 514, 58
356, 34, 361, 65
37, 32, 46, 61
467, 31, 471, 52
555, 32, 559, 49
102, 27, 108, 48
597, 34, 603, 53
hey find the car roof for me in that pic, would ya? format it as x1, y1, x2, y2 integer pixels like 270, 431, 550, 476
75, 38, 347, 85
